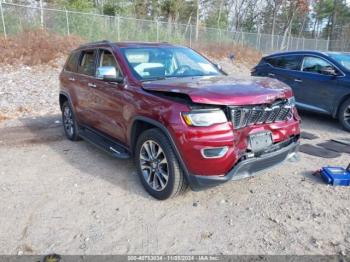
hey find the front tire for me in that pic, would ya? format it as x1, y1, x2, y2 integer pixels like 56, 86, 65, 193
339, 98, 350, 132
62, 101, 80, 141
135, 128, 187, 200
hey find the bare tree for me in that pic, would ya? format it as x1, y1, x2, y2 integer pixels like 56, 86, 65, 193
268, 0, 283, 49
280, 0, 309, 50
195, 0, 199, 41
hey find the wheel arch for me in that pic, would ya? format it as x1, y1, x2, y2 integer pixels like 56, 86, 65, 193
129, 116, 190, 181
130, 118, 157, 155
334, 93, 350, 118
59, 91, 72, 111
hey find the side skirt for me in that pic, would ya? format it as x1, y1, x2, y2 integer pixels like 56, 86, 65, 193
79, 126, 130, 159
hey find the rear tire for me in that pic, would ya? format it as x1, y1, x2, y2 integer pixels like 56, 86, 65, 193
135, 128, 187, 200
338, 98, 350, 132
62, 101, 80, 141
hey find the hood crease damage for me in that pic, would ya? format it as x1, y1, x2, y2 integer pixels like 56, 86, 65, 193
142, 75, 293, 106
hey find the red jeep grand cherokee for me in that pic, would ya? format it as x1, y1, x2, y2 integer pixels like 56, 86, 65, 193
59, 41, 300, 200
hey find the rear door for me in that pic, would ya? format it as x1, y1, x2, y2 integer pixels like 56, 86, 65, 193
294, 55, 342, 114
75, 49, 98, 126
60, 50, 80, 113
264, 55, 303, 90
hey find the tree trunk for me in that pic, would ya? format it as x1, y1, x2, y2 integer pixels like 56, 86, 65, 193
195, 0, 199, 41
217, 0, 223, 28
40, 0, 44, 28
312, 18, 317, 38
271, 5, 277, 50
298, 15, 306, 39
297, 15, 306, 49
287, 23, 292, 50
185, 13, 192, 35
167, 14, 173, 37
330, 0, 338, 41
280, 12, 295, 50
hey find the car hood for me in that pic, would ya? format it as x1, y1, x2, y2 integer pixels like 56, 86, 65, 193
142, 75, 293, 106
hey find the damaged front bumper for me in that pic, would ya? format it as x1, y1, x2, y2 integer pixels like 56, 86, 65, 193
187, 137, 300, 190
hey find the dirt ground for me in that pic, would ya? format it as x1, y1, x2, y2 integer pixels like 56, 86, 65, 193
0, 59, 349, 256
0, 111, 349, 255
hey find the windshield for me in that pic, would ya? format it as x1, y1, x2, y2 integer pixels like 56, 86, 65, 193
327, 52, 350, 71
120, 46, 221, 81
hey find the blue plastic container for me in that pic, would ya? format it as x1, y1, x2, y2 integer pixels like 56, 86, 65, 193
320, 166, 350, 186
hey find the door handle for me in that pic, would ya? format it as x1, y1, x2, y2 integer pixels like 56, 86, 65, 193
268, 73, 275, 77
294, 79, 303, 83
68, 77, 75, 81
88, 83, 96, 88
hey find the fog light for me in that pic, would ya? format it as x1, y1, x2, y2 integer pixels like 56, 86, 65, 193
201, 146, 228, 159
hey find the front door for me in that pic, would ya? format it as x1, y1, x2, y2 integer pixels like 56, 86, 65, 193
293, 55, 341, 114
89, 48, 130, 144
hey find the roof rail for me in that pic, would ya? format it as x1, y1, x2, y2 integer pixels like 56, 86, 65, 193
79, 40, 112, 48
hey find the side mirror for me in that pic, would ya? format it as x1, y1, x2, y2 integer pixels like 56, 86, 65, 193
96, 66, 124, 83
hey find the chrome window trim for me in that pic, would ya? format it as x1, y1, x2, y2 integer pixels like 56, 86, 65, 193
264, 53, 346, 77
300, 54, 345, 77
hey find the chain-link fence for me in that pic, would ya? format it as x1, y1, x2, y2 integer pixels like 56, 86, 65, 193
1, 2, 345, 53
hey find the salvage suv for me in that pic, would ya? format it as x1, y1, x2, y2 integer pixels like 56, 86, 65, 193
59, 41, 300, 200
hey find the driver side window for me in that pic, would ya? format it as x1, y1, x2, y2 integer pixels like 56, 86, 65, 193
98, 50, 121, 77
302, 56, 335, 75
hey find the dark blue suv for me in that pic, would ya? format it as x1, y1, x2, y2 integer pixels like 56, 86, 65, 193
252, 51, 350, 131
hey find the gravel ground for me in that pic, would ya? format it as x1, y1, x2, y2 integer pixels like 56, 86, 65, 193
0, 59, 63, 120
0, 57, 249, 120
0, 59, 349, 255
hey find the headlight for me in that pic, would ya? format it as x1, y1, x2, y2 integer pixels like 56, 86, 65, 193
182, 109, 227, 127
288, 97, 296, 107
287, 96, 298, 120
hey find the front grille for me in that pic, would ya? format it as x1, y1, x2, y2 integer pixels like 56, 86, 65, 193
230, 100, 292, 129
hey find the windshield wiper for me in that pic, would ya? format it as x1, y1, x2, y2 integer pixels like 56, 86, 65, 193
141, 77, 166, 82
141, 74, 216, 82
141, 76, 180, 82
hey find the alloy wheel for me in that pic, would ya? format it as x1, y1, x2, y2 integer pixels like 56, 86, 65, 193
63, 105, 74, 137
139, 140, 169, 191
344, 105, 350, 125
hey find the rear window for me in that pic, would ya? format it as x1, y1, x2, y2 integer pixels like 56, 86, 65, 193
265, 55, 302, 70
64, 51, 80, 72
